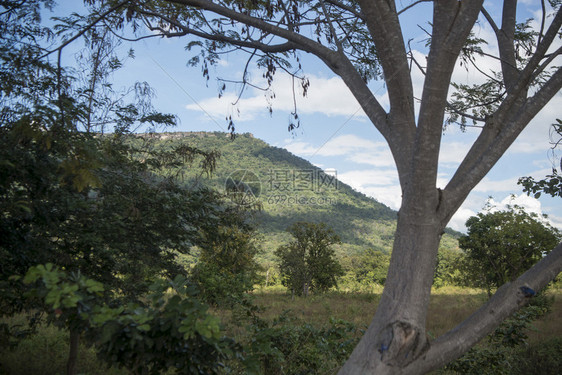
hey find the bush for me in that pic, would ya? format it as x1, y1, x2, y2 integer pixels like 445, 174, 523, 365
513, 337, 562, 375
241, 311, 361, 375
0, 320, 123, 375
444, 293, 553, 375
18, 264, 239, 375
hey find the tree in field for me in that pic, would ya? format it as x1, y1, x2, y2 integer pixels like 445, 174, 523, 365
459, 204, 561, 297
350, 248, 391, 286
14, 0, 562, 373
0, 0, 220, 306
432, 247, 463, 288
191, 207, 263, 305
275, 222, 343, 296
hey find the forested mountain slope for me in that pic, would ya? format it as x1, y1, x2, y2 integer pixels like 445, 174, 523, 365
146, 131, 460, 261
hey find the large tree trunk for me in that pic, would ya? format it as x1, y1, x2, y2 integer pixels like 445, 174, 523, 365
339, 199, 562, 374
339, 193, 444, 374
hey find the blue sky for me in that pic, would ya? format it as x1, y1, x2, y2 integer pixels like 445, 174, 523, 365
56, 1, 562, 232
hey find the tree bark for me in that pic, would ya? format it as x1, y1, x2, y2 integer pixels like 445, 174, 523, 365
339, 186, 444, 374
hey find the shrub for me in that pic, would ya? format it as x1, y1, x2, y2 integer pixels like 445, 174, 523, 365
513, 337, 562, 375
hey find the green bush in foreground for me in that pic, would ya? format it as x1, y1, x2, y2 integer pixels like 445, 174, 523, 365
6, 264, 365, 375
0, 322, 123, 375
513, 337, 562, 375
236, 308, 361, 375
17, 264, 237, 375
444, 293, 555, 375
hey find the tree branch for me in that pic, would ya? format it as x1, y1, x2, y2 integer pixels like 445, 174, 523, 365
39, 1, 129, 59
162, 0, 338, 61
442, 66, 562, 226
533, 46, 562, 81
407, 241, 562, 374
325, 0, 364, 20
140, 8, 298, 53
397, 0, 432, 16
480, 6, 499, 35
356, 0, 416, 185
319, 0, 345, 52
443, 8, 562, 218
498, 0, 519, 92
414, 0, 483, 192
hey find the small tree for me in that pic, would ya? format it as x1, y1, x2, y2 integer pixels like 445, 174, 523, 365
459, 204, 561, 296
351, 249, 391, 286
433, 248, 463, 288
275, 222, 343, 296
191, 207, 263, 305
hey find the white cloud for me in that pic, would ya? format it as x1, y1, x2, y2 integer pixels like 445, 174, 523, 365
347, 151, 395, 167
473, 176, 520, 193
439, 141, 474, 167
338, 169, 399, 187
338, 169, 402, 209
284, 134, 394, 165
449, 207, 477, 233
185, 73, 368, 121
283, 141, 319, 156
488, 194, 544, 216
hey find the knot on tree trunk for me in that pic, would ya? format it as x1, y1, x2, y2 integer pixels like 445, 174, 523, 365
377, 321, 429, 368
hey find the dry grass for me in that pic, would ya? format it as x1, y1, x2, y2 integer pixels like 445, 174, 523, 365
243, 286, 562, 344
526, 290, 562, 342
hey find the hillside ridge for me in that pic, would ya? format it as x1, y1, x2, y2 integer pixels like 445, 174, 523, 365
147, 131, 460, 260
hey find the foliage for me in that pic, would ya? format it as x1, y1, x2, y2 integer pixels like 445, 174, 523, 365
458, 205, 560, 295
16, 263, 364, 375
512, 337, 562, 375
519, 171, 562, 198
18, 264, 238, 375
0, 319, 124, 375
346, 249, 391, 286
0, 0, 225, 314
241, 311, 361, 375
0, 122, 228, 307
445, 293, 553, 375
519, 119, 562, 198
275, 222, 344, 296
433, 248, 464, 288
191, 208, 263, 305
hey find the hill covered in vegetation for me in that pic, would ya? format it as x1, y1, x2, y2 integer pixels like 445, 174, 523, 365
143, 131, 460, 262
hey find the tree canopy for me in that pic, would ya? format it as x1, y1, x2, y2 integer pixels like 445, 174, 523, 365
459, 204, 561, 296
275, 222, 343, 296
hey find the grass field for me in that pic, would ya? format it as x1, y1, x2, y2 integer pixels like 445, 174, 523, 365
244, 286, 561, 343
1, 286, 560, 375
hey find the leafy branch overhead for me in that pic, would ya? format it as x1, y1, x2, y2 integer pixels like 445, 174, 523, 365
519, 119, 562, 198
